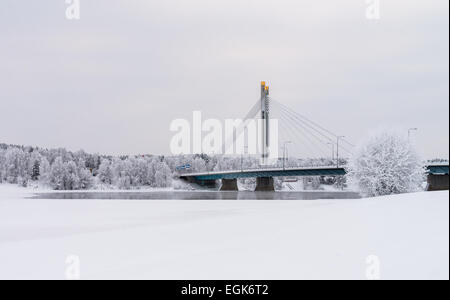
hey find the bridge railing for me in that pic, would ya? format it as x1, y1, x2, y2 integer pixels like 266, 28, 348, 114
178, 163, 450, 177
178, 164, 346, 177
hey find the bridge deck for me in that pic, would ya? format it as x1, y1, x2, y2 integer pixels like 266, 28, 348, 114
179, 165, 449, 181
180, 166, 346, 181
427, 165, 449, 175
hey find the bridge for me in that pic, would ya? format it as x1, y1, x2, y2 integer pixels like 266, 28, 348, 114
178, 82, 449, 192
426, 164, 450, 191
180, 164, 449, 191
180, 166, 346, 191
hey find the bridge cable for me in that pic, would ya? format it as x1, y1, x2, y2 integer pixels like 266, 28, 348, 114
277, 109, 338, 158
277, 117, 326, 159
271, 104, 332, 158
274, 99, 356, 148
221, 99, 260, 154
271, 100, 352, 155
273, 102, 354, 156
271, 99, 356, 149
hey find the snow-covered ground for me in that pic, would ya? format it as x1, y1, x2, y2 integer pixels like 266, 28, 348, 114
0, 184, 448, 280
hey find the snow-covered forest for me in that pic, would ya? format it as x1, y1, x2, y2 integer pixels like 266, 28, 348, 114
0, 143, 343, 191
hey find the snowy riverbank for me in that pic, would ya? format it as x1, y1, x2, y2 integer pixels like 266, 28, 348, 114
0, 185, 448, 280
0, 182, 192, 197
0, 181, 352, 197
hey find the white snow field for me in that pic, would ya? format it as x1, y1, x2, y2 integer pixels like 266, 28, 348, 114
0, 185, 448, 280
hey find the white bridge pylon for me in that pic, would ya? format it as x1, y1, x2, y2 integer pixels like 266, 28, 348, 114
221, 82, 355, 165
221, 82, 277, 166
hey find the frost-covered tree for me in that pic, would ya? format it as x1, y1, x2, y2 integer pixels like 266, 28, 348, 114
66, 161, 80, 190
31, 160, 40, 181
117, 176, 131, 190
98, 159, 114, 185
49, 157, 69, 190
347, 129, 425, 197
46, 157, 93, 190
112, 158, 134, 189
77, 166, 94, 190
4, 148, 29, 184
191, 157, 207, 172
146, 157, 160, 185
154, 162, 172, 188
39, 157, 51, 186
131, 157, 151, 186
0, 149, 6, 183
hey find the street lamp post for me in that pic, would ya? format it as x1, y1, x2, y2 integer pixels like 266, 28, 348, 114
336, 136, 345, 168
283, 141, 292, 170
327, 142, 335, 161
408, 128, 418, 142
241, 146, 248, 172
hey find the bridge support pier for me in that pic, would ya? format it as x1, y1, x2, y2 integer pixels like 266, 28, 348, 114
255, 177, 275, 192
220, 179, 239, 191
427, 174, 449, 191
184, 177, 217, 188
199, 179, 217, 188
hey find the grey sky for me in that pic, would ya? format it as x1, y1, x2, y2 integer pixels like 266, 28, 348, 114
0, 0, 448, 159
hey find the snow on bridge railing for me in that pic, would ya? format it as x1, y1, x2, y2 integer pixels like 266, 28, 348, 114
178, 162, 449, 177
426, 161, 449, 167
178, 165, 346, 177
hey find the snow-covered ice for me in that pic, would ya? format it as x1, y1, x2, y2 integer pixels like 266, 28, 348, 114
0, 184, 448, 280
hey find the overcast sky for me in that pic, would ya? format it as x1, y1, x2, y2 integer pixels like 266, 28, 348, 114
0, 0, 448, 159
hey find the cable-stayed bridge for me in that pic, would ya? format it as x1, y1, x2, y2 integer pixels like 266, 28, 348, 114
180, 166, 346, 191
180, 82, 354, 191
180, 82, 449, 191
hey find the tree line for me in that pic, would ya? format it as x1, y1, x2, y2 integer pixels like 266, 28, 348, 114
0, 143, 342, 191
0, 144, 173, 190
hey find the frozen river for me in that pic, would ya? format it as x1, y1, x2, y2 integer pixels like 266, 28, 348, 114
0, 184, 448, 279
0, 189, 447, 279
31, 190, 361, 200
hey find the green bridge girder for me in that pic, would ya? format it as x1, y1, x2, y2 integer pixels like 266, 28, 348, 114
180, 167, 347, 181
427, 165, 449, 175
179, 165, 449, 182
